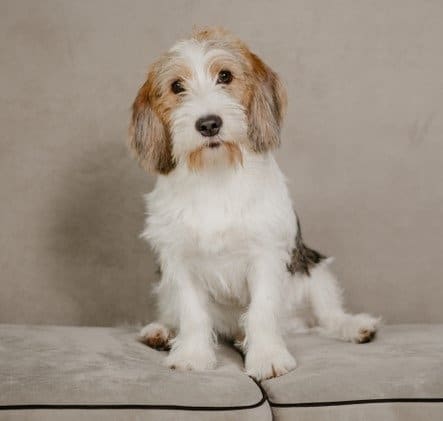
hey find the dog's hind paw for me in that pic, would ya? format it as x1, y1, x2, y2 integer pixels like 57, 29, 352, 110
138, 322, 172, 350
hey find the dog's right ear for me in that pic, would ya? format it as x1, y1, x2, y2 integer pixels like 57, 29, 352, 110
128, 78, 175, 175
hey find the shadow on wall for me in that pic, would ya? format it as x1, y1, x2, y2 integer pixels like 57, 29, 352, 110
47, 133, 158, 326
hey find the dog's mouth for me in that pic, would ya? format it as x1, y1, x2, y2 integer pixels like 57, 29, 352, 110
205, 140, 222, 149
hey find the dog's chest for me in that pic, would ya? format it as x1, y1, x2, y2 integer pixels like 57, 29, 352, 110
171, 190, 253, 273
148, 179, 259, 302
145, 159, 293, 304
182, 200, 252, 304
185, 200, 248, 253
150, 171, 259, 254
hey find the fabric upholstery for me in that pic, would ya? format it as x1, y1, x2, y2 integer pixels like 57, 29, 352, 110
1, 324, 442, 420
1, 0, 442, 326
0, 324, 263, 407
262, 324, 443, 420
0, 324, 270, 420
271, 403, 443, 421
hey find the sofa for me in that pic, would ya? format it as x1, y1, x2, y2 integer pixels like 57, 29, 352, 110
1, 1, 442, 420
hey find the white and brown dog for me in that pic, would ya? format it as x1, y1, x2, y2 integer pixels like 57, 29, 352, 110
130, 27, 379, 381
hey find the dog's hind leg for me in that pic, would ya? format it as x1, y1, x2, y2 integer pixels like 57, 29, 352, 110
307, 261, 380, 344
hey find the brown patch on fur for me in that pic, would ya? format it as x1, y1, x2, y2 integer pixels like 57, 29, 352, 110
139, 327, 173, 351
245, 53, 287, 152
234, 332, 245, 343
129, 56, 193, 175
129, 71, 176, 174
192, 26, 234, 42
224, 142, 243, 167
187, 141, 243, 171
145, 332, 170, 350
357, 328, 376, 344
287, 217, 326, 276
208, 56, 243, 81
233, 331, 246, 354
192, 27, 287, 153
187, 147, 205, 171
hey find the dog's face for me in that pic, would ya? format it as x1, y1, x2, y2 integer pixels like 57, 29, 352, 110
129, 27, 286, 174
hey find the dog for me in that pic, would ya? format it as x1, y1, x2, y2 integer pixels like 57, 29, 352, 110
129, 27, 379, 381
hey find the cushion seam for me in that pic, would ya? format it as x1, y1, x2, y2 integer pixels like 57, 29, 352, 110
269, 398, 443, 408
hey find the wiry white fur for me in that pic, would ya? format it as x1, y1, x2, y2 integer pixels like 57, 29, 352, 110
138, 39, 379, 380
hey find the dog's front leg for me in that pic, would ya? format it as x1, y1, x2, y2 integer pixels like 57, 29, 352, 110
163, 262, 216, 371
244, 256, 296, 380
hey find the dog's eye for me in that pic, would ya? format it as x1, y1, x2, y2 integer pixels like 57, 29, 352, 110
171, 80, 185, 94
217, 70, 233, 85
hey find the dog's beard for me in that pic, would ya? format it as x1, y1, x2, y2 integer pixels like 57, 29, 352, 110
187, 141, 243, 171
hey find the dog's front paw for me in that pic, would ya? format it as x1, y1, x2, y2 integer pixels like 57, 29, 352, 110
245, 345, 296, 381
165, 343, 216, 371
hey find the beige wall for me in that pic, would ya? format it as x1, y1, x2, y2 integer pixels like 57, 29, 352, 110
1, 0, 442, 326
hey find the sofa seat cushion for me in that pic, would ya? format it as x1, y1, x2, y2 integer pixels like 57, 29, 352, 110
0, 324, 270, 420
262, 324, 443, 420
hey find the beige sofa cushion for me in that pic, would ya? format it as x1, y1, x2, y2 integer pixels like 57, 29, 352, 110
261, 324, 443, 420
0, 324, 270, 420
2, 324, 442, 420
270, 403, 443, 421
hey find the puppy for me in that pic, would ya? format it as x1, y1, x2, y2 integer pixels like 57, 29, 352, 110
130, 27, 379, 381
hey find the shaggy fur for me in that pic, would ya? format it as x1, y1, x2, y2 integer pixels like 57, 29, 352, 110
131, 27, 379, 381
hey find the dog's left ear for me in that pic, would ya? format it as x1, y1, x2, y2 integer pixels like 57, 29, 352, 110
247, 53, 287, 152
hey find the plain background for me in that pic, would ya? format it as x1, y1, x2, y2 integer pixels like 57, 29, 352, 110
1, 0, 442, 326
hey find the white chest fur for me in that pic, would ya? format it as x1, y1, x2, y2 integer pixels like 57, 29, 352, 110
142, 152, 296, 305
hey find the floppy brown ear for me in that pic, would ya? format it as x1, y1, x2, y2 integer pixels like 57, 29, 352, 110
247, 53, 287, 152
128, 79, 175, 174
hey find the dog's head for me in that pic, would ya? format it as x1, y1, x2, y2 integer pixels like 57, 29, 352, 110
129, 27, 287, 174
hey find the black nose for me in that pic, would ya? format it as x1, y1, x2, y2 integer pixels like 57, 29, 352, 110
195, 115, 222, 137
